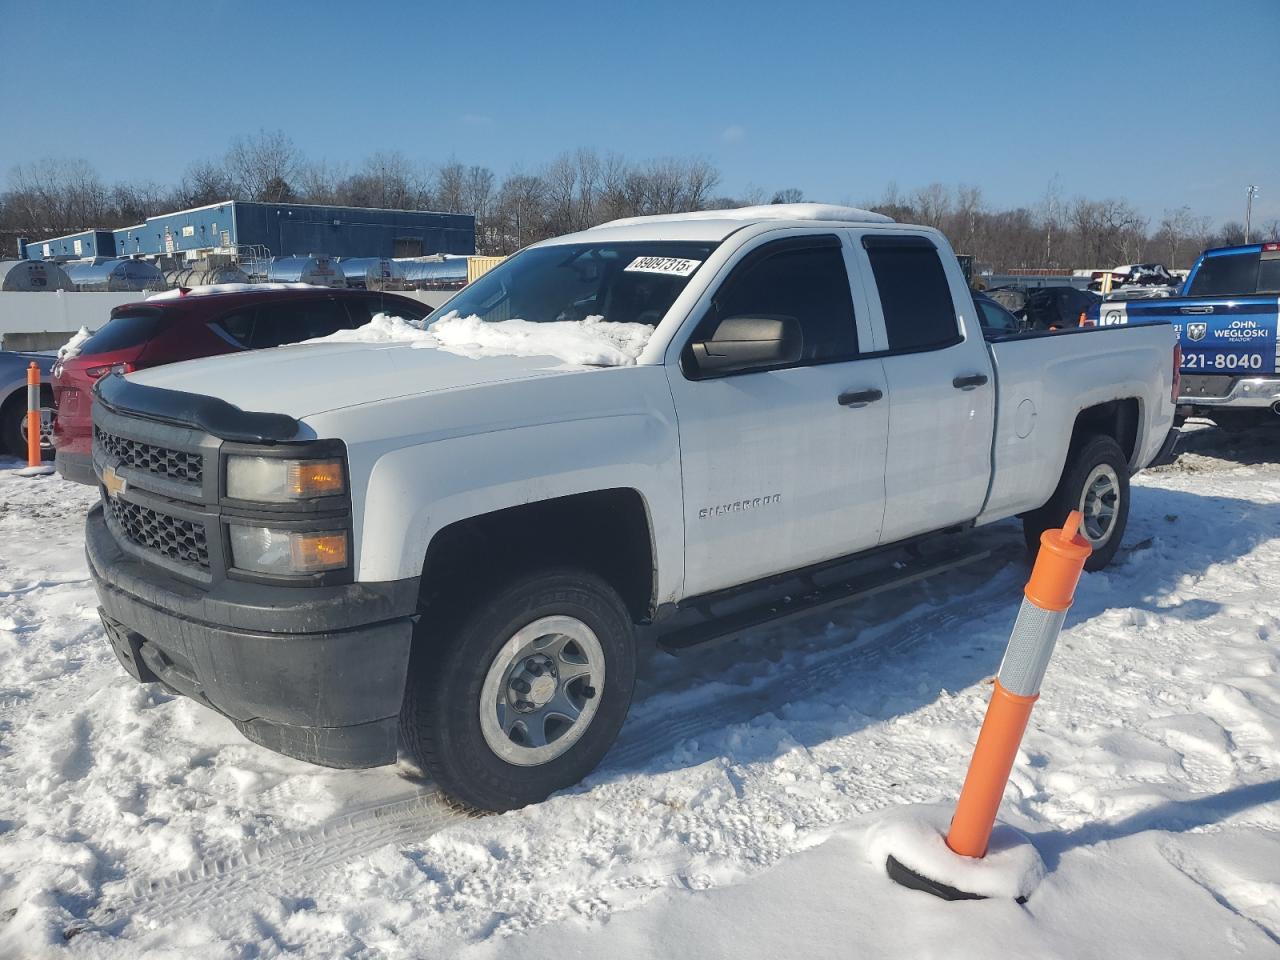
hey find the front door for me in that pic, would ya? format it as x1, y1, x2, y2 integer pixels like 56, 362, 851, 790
668, 234, 890, 597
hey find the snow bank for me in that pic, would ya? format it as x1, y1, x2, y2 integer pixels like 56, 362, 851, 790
57, 326, 92, 359
4, 425, 1280, 956
307, 311, 655, 366
146, 282, 316, 300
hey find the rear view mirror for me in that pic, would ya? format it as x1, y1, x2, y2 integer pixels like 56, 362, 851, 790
689, 314, 802, 375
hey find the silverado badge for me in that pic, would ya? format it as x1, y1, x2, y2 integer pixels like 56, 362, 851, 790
101, 464, 127, 499
1187, 322, 1208, 342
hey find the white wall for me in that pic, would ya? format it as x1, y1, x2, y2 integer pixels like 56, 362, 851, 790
0, 291, 140, 348
0, 288, 458, 350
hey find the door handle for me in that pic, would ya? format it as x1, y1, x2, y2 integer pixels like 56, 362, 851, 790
952, 373, 989, 390
1179, 305, 1213, 314
838, 388, 883, 407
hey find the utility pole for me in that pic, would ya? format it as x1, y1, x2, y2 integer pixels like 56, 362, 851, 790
1246, 185, 1259, 243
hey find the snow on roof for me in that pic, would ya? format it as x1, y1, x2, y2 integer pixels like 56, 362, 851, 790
145, 282, 318, 300
596, 203, 894, 229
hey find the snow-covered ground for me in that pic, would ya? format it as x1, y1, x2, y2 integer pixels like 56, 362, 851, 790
1, 422, 1278, 958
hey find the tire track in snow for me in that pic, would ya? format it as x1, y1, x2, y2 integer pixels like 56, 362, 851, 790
92, 557, 1020, 929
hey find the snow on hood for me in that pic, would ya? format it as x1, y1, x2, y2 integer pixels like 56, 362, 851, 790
146, 282, 317, 300
126, 336, 590, 420
309, 311, 655, 367
57, 326, 92, 359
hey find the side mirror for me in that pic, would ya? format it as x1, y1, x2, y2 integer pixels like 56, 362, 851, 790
689, 314, 802, 375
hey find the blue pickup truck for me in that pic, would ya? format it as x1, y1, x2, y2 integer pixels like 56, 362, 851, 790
1085, 242, 1280, 429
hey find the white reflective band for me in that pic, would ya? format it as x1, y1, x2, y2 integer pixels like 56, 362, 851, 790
997, 598, 1067, 697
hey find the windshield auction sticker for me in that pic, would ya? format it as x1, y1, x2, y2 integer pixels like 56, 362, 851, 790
624, 256, 701, 277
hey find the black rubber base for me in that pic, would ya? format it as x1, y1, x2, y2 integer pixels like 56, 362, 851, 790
885, 855, 1029, 904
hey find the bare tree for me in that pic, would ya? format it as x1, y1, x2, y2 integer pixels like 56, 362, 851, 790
224, 129, 301, 203
177, 160, 238, 208
433, 159, 469, 215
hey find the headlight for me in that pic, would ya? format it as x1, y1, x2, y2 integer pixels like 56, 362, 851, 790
226, 455, 346, 501
229, 525, 349, 575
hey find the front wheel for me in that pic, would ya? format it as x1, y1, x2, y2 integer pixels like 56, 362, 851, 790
1023, 434, 1130, 571
400, 569, 636, 811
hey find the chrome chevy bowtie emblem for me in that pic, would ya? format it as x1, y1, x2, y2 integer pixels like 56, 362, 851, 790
101, 464, 127, 499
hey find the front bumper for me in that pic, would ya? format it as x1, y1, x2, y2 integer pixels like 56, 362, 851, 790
87, 504, 419, 767
56, 449, 95, 485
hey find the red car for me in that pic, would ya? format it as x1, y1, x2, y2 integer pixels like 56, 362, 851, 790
52, 287, 428, 484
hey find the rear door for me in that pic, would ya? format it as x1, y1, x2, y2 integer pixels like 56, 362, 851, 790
668, 233, 890, 595
854, 232, 995, 544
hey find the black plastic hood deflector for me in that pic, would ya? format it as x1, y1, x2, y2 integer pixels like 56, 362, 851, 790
95, 372, 300, 444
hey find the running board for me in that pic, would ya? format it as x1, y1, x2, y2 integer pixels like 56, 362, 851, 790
657, 545, 992, 650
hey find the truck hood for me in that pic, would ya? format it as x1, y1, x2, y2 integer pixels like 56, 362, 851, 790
125, 341, 586, 420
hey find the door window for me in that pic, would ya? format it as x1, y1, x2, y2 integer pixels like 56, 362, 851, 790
975, 297, 1019, 335
864, 236, 959, 352
250, 299, 351, 348
691, 236, 858, 372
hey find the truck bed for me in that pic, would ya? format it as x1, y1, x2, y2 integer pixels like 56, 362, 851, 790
978, 322, 1178, 525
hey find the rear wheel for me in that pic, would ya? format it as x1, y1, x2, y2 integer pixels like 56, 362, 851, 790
1, 389, 54, 460
400, 568, 636, 811
1023, 434, 1129, 571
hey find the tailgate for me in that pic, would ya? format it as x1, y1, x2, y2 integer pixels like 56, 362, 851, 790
1099, 296, 1280, 375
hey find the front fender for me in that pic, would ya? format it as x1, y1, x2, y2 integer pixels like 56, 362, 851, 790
354, 412, 684, 601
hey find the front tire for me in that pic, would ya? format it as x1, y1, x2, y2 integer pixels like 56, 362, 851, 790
1023, 434, 1129, 571
400, 569, 636, 811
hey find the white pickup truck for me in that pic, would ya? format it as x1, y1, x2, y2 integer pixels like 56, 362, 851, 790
85, 205, 1179, 811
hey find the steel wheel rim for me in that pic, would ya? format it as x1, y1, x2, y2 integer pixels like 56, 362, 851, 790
18, 407, 54, 451
478, 615, 605, 767
1079, 464, 1120, 545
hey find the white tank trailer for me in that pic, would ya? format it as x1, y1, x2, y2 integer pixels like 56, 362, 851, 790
0, 259, 74, 291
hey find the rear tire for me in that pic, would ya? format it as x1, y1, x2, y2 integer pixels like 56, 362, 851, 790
400, 568, 636, 812
1, 390, 54, 460
1023, 434, 1129, 571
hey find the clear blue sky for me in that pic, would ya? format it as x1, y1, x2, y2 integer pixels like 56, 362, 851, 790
2, 0, 1276, 227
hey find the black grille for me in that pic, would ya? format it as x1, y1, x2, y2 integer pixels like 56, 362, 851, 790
95, 427, 203, 485
105, 496, 210, 569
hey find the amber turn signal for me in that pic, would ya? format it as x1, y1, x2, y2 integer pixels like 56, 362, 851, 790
289, 531, 349, 572
287, 460, 345, 498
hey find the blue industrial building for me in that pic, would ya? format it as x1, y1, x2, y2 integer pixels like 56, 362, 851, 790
30, 201, 475, 261
30, 230, 117, 260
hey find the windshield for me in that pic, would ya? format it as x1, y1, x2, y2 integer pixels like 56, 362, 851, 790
425, 241, 717, 327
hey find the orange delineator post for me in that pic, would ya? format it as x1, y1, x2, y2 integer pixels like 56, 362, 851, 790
26, 361, 41, 469
945, 511, 1092, 859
